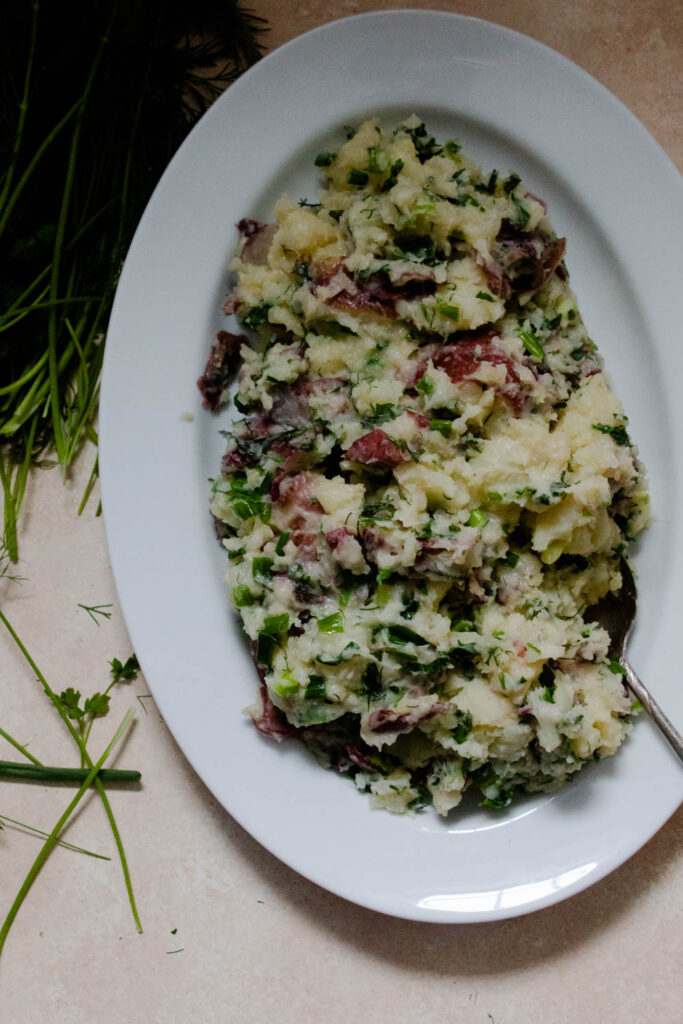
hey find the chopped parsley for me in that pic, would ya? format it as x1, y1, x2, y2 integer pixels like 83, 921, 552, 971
593, 423, 630, 446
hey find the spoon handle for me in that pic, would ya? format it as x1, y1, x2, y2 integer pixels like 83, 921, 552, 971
625, 660, 683, 763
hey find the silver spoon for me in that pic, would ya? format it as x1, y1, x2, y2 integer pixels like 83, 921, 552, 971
587, 558, 683, 762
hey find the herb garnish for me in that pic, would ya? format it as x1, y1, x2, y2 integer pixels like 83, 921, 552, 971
0, 2, 267, 561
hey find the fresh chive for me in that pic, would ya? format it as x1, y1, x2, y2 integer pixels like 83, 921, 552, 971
0, 760, 140, 784
0, 709, 135, 957
0, 609, 142, 934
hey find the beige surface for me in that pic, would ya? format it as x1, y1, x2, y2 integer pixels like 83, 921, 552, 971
1, 3, 681, 1021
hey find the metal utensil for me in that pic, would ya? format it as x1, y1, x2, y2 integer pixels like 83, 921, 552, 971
587, 558, 683, 762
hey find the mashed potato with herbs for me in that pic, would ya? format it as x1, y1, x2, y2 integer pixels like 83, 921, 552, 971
204, 117, 649, 815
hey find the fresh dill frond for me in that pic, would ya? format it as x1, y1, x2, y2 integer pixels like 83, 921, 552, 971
77, 602, 113, 625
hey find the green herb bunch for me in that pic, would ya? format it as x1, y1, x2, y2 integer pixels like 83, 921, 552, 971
0, 0, 267, 559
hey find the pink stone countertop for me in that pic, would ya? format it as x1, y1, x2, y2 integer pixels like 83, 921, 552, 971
1, 4, 681, 1022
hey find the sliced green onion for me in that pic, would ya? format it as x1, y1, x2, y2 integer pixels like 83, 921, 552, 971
430, 418, 452, 437
467, 508, 487, 528
305, 675, 327, 699
386, 624, 428, 646
252, 556, 273, 583
232, 585, 253, 608
317, 612, 344, 634
275, 531, 290, 556
274, 672, 300, 697
518, 329, 546, 361
437, 302, 460, 322
347, 168, 368, 186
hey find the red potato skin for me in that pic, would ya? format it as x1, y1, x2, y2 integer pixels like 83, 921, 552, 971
346, 429, 407, 468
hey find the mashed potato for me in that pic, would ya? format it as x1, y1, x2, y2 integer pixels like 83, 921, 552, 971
206, 117, 648, 815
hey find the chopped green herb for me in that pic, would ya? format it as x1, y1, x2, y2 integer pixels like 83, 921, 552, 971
509, 198, 530, 229
262, 614, 289, 636
305, 675, 327, 699
476, 291, 495, 302
593, 423, 630, 447
359, 500, 396, 524
317, 612, 344, 634
467, 508, 487, 528
347, 168, 369, 186
479, 790, 513, 810
367, 146, 390, 173
399, 120, 441, 162
357, 662, 383, 702
518, 328, 546, 361
451, 711, 473, 744
386, 624, 428, 646
452, 618, 473, 632
503, 173, 521, 194
244, 302, 271, 329
256, 614, 289, 669
275, 531, 290, 556
449, 192, 484, 210
275, 672, 300, 697
430, 418, 452, 438
316, 642, 360, 665
232, 585, 253, 608
380, 158, 404, 192
437, 302, 461, 322
539, 663, 556, 702
314, 151, 336, 167
252, 557, 273, 583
